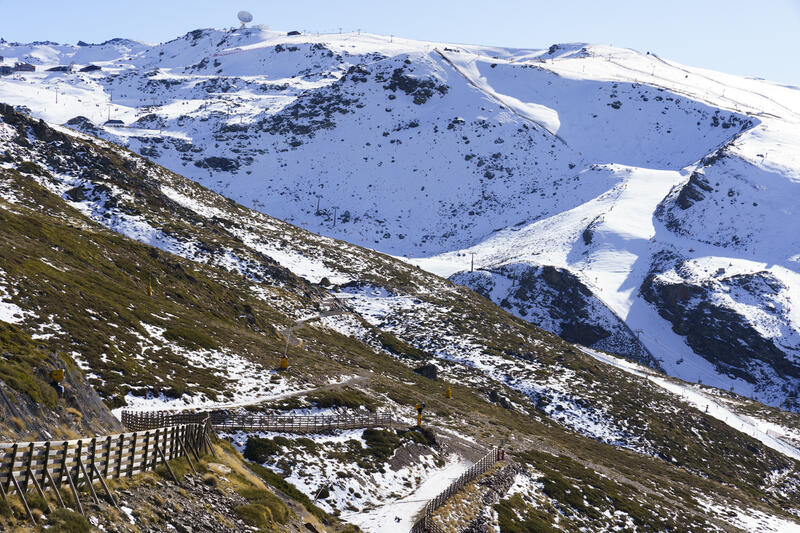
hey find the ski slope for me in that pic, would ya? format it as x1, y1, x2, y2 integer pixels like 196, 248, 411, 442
580, 347, 800, 462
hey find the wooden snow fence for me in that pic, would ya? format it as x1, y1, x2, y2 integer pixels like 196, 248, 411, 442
0, 415, 213, 524
410, 447, 500, 533
121, 409, 397, 434
121, 410, 211, 431
210, 412, 396, 433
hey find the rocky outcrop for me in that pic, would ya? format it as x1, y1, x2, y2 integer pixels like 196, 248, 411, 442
0, 352, 122, 441
641, 267, 800, 409
452, 264, 655, 366
676, 171, 714, 210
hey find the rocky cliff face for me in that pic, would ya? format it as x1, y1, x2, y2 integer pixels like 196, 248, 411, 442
642, 264, 800, 410
0, 347, 121, 442
452, 264, 655, 366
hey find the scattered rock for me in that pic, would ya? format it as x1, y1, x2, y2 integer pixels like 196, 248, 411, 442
207, 463, 232, 475
414, 363, 438, 381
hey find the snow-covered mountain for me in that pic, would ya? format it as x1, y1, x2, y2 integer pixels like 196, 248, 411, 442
2, 28, 799, 410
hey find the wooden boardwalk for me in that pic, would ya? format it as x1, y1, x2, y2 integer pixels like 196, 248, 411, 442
120, 409, 398, 433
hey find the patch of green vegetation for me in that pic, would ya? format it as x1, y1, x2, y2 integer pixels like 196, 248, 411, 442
248, 462, 330, 523
495, 494, 560, 533
362, 429, 401, 463
239, 487, 289, 524
378, 330, 428, 360
0, 188, 293, 407
296, 437, 318, 451
46, 508, 91, 533
514, 450, 706, 531
244, 436, 292, 463
0, 322, 58, 407
234, 503, 273, 530
251, 395, 307, 411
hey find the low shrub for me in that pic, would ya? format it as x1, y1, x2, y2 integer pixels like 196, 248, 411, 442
306, 387, 375, 411
240, 488, 289, 524
234, 503, 272, 529
244, 437, 283, 463
46, 508, 90, 533
363, 429, 401, 463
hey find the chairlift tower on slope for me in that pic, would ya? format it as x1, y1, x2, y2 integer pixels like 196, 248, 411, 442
237, 10, 253, 29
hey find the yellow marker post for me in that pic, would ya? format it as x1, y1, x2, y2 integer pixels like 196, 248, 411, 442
415, 402, 425, 427
445, 385, 452, 399
147, 283, 153, 297
280, 355, 289, 370
51, 368, 66, 398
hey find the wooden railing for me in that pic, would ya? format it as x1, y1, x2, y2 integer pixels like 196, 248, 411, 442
0, 417, 213, 524
121, 410, 211, 431
121, 409, 397, 434
410, 447, 501, 533
211, 412, 396, 432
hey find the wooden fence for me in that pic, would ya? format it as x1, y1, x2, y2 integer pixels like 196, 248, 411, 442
211, 412, 396, 433
410, 447, 501, 533
0, 417, 213, 524
121, 409, 397, 434
121, 410, 211, 431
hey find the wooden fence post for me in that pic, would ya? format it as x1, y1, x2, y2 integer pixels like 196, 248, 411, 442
104, 436, 111, 478
64, 459, 85, 517
128, 433, 137, 478
116, 433, 124, 479
9, 471, 35, 523
143, 430, 151, 473
27, 446, 50, 513
6, 443, 18, 495
76, 441, 100, 505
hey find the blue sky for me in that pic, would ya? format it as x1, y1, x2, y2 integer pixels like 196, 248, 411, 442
1, 0, 798, 84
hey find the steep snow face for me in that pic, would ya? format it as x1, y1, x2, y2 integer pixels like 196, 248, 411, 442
2, 30, 800, 409
0, 32, 747, 256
